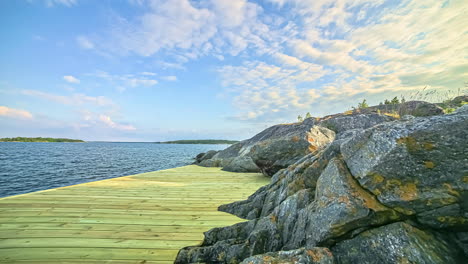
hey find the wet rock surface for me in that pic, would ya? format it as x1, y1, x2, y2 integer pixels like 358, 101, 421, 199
181, 103, 468, 263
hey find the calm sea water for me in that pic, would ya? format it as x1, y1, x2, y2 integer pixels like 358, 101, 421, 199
0, 142, 228, 198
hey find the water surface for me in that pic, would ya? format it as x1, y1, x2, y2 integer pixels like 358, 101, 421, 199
0, 142, 228, 197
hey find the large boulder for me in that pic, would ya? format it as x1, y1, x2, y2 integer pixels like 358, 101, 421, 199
249, 125, 335, 176
198, 112, 395, 176
361, 100, 444, 117
197, 118, 335, 176
317, 113, 395, 135
195, 150, 218, 163
341, 110, 468, 229
176, 108, 468, 263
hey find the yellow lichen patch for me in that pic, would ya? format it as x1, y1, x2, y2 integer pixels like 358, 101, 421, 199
306, 249, 323, 262
337, 196, 352, 206
393, 206, 415, 215
424, 161, 435, 169
217, 252, 226, 261
370, 173, 385, 184
343, 171, 388, 212
343, 110, 353, 115
463, 176, 468, 183
384, 112, 400, 119
396, 136, 418, 152
398, 183, 418, 202
423, 142, 435, 151
292, 136, 300, 142
270, 214, 277, 223
397, 257, 411, 264
287, 177, 305, 196
437, 216, 468, 225
373, 189, 382, 196
443, 183, 460, 197
308, 145, 318, 153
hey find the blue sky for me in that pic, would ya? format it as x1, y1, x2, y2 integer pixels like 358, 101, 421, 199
0, 0, 466, 141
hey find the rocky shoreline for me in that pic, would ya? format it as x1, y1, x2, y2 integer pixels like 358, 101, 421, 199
179, 97, 468, 264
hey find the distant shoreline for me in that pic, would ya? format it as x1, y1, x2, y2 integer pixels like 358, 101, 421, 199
0, 137, 84, 143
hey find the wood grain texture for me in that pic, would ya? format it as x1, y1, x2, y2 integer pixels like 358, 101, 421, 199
0, 165, 268, 263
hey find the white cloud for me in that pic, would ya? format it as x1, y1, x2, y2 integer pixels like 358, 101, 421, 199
22, 90, 117, 109
0, 106, 33, 120
89, 71, 158, 90
75, 0, 466, 123
76, 36, 94, 49
99, 115, 136, 131
63, 75, 80, 84
43, 0, 77, 7
161, 75, 177, 81
140, 71, 156, 76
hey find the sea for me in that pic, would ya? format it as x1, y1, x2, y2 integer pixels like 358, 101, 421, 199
0, 142, 229, 198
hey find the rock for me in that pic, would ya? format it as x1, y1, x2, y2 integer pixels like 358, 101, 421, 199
198, 112, 395, 176
176, 156, 401, 262
318, 113, 395, 134
341, 109, 468, 228
195, 150, 219, 164
249, 125, 335, 176
451, 95, 468, 106
195, 152, 205, 163
178, 101, 468, 263
223, 156, 260, 173
437, 95, 468, 110
332, 222, 464, 264
362, 100, 444, 117
397, 100, 444, 116
241, 247, 335, 264
454, 104, 468, 114
198, 118, 336, 176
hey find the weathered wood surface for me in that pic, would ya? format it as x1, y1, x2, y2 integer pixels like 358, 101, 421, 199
0, 165, 268, 263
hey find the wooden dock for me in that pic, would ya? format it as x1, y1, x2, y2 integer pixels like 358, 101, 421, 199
0, 165, 269, 263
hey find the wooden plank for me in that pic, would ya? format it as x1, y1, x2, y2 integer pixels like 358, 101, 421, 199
0, 223, 214, 232
0, 248, 178, 261
0, 238, 200, 249
2, 260, 170, 264
0, 211, 239, 220
0, 230, 204, 240
0, 165, 269, 262
0, 208, 232, 216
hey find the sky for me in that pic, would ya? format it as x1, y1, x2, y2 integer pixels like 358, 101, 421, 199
0, 0, 466, 142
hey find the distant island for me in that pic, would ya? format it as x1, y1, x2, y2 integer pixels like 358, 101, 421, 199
157, 139, 239, 144
0, 137, 85, 143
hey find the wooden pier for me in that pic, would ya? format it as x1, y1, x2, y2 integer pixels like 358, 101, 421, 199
0, 165, 268, 263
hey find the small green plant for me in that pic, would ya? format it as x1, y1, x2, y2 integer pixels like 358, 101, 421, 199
444, 108, 456, 114
391, 96, 400, 104
305, 112, 312, 119
297, 115, 304, 122
358, 99, 369, 109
